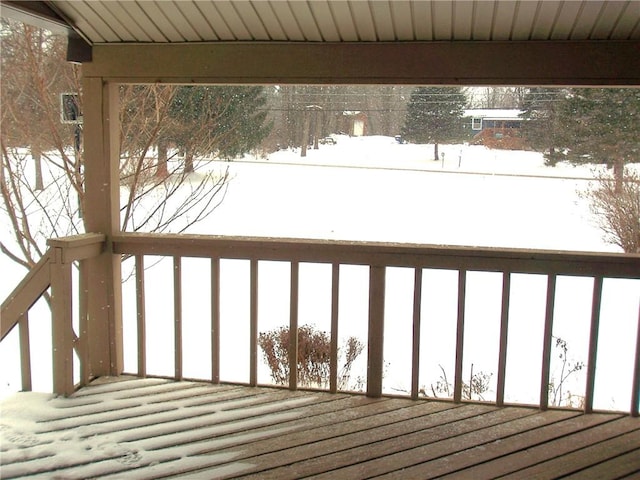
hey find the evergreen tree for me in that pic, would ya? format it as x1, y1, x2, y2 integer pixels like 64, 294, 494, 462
169, 85, 272, 170
550, 88, 640, 176
1, 20, 235, 271
402, 86, 467, 161
553, 88, 640, 252
519, 88, 566, 165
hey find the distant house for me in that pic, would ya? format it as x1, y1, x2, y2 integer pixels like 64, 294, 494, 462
463, 109, 526, 149
338, 111, 368, 136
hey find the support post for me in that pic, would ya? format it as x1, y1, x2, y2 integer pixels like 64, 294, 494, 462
50, 247, 74, 396
82, 78, 123, 378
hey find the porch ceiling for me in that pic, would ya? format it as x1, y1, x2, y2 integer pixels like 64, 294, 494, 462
5, 0, 640, 45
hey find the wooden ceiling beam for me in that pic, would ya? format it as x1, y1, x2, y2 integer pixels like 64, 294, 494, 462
83, 40, 640, 86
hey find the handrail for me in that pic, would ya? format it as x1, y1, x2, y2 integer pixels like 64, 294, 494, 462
1, 233, 105, 395
1, 251, 52, 342
113, 232, 640, 415
113, 232, 640, 277
4, 231, 638, 411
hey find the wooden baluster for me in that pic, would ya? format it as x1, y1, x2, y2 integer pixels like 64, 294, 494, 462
250, 259, 258, 387
51, 247, 74, 396
289, 261, 299, 390
174, 256, 182, 381
584, 276, 603, 414
330, 263, 340, 393
135, 255, 146, 378
411, 268, 422, 400
78, 260, 89, 386
367, 266, 385, 398
453, 269, 467, 403
539, 274, 557, 410
18, 312, 32, 392
496, 271, 511, 407
631, 302, 640, 417
211, 258, 220, 384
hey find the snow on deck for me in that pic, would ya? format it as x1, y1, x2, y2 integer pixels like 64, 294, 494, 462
1, 377, 639, 479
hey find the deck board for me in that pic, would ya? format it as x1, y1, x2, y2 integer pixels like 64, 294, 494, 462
1, 378, 638, 479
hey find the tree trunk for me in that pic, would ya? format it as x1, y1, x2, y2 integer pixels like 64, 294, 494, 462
613, 157, 624, 194
313, 110, 321, 150
32, 147, 43, 191
301, 110, 310, 157
156, 139, 169, 178
185, 148, 194, 173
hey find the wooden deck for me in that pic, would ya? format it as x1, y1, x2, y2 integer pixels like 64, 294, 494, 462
1, 377, 639, 479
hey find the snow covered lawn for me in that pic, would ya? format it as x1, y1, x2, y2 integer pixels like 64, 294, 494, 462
1, 136, 638, 409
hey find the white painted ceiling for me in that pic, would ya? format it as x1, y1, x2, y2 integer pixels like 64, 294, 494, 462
45, 0, 640, 44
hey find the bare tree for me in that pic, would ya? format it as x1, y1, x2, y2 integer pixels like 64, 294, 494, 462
583, 168, 640, 254
467, 87, 524, 109
1, 21, 275, 274
1, 21, 83, 270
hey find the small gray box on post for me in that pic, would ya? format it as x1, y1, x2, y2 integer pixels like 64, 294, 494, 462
60, 93, 82, 124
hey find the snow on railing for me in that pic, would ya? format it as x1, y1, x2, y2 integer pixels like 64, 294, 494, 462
113, 232, 640, 416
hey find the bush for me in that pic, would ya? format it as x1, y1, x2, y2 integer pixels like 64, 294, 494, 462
583, 167, 640, 253
258, 324, 364, 390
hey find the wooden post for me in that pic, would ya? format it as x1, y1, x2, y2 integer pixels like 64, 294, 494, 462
135, 255, 146, 377
584, 276, 603, 414
18, 312, 32, 392
78, 260, 90, 386
82, 78, 123, 378
539, 274, 557, 410
330, 263, 339, 393
411, 268, 422, 400
250, 259, 258, 387
453, 270, 467, 403
173, 256, 182, 380
496, 271, 511, 407
50, 247, 74, 396
289, 261, 299, 390
211, 258, 220, 384
367, 266, 385, 398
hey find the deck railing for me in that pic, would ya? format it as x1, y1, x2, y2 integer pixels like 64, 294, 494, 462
1, 234, 105, 396
2, 232, 639, 416
113, 232, 640, 416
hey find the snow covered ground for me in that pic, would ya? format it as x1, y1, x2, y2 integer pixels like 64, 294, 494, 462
1, 136, 638, 412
